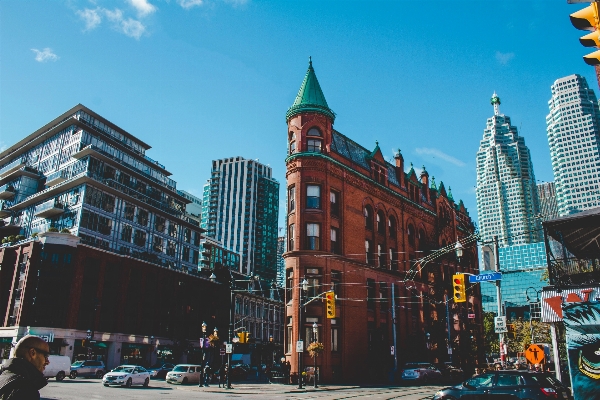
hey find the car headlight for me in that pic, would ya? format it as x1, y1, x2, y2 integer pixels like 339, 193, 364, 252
118, 375, 126, 379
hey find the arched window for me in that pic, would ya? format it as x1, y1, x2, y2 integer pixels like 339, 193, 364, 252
364, 205, 373, 230
377, 210, 385, 235
289, 132, 296, 155
389, 216, 397, 238
307, 127, 322, 137
407, 224, 415, 247
378, 243, 385, 268
418, 229, 426, 251
306, 127, 322, 152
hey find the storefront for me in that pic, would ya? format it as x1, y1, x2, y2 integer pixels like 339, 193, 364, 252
121, 343, 151, 366
73, 340, 108, 362
155, 345, 175, 365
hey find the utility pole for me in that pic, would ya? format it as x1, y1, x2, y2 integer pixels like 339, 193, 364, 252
391, 284, 398, 371
445, 293, 453, 363
494, 236, 505, 365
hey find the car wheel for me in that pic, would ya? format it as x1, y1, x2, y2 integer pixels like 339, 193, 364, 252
182, 377, 188, 385
143, 377, 149, 387
69, 371, 77, 379
56, 371, 65, 381
95, 370, 104, 379
103, 384, 109, 387
125, 378, 132, 388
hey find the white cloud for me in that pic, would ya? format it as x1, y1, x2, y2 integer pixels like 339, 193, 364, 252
178, 0, 204, 9
495, 51, 515, 65
31, 48, 59, 63
77, 8, 102, 31
128, 0, 157, 17
415, 147, 466, 167
105, 8, 146, 40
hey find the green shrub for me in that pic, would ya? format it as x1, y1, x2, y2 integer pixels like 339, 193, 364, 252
60, 228, 71, 233
48, 227, 59, 232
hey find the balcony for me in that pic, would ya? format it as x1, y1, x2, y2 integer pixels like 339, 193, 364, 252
34, 199, 64, 218
0, 184, 15, 200
45, 170, 68, 187
0, 158, 25, 178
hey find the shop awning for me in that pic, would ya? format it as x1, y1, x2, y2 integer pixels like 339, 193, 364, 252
93, 342, 107, 348
543, 207, 600, 259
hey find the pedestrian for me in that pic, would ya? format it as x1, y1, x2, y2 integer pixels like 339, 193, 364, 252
203, 365, 212, 387
218, 364, 227, 388
284, 361, 291, 384
0, 335, 50, 399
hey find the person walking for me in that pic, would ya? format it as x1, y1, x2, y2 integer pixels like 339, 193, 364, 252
0, 335, 50, 399
218, 364, 227, 388
203, 365, 212, 387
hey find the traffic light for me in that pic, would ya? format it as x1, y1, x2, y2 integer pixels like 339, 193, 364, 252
507, 324, 516, 339
453, 273, 466, 303
325, 291, 335, 319
570, 3, 600, 65
237, 332, 247, 343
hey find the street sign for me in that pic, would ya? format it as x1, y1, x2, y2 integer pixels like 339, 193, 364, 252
525, 344, 545, 364
495, 316, 508, 333
390, 346, 395, 355
468, 313, 476, 319
469, 272, 502, 283
220, 348, 226, 356
225, 344, 233, 354
296, 340, 304, 353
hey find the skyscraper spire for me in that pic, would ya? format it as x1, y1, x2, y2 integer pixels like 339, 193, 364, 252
491, 92, 501, 116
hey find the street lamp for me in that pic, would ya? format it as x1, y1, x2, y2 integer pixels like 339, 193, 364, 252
455, 240, 464, 260
199, 321, 207, 387
298, 278, 308, 389
312, 322, 318, 388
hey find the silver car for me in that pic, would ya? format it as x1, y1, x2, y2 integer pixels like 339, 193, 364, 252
400, 362, 442, 384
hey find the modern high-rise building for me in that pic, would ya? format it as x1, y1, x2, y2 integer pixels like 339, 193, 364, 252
276, 236, 285, 288
546, 74, 600, 216
177, 189, 202, 218
537, 182, 559, 221
203, 157, 279, 281
0, 104, 202, 272
476, 93, 541, 247
200, 180, 210, 232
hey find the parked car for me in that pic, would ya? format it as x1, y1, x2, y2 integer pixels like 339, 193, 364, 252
401, 362, 442, 384
43, 355, 71, 381
434, 362, 464, 383
102, 365, 150, 388
432, 370, 573, 400
70, 360, 105, 379
166, 364, 202, 384
147, 363, 174, 379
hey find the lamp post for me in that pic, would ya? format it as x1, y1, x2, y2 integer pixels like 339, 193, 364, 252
312, 322, 318, 388
298, 278, 308, 389
199, 322, 207, 387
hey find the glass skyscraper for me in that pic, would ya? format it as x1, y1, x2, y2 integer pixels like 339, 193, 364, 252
537, 182, 559, 221
476, 93, 541, 247
203, 157, 279, 281
546, 74, 600, 216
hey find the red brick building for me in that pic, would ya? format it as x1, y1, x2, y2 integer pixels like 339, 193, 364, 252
283, 61, 483, 383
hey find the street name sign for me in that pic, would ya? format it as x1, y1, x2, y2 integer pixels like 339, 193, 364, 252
225, 344, 233, 354
469, 272, 502, 283
296, 340, 304, 353
495, 316, 508, 333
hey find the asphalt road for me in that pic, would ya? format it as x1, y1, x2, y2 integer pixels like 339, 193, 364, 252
40, 378, 444, 399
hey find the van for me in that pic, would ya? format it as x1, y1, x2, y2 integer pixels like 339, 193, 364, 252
44, 355, 71, 381
165, 364, 202, 384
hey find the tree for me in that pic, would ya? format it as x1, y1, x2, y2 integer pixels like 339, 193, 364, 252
507, 319, 551, 355
483, 312, 499, 355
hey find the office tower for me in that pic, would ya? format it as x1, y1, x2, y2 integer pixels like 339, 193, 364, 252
537, 182, 559, 221
204, 157, 279, 281
476, 93, 541, 246
276, 236, 285, 288
546, 74, 600, 216
200, 180, 210, 232
0, 104, 202, 272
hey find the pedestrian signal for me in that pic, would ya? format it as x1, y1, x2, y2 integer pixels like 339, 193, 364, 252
453, 273, 466, 303
570, 3, 600, 65
325, 291, 335, 319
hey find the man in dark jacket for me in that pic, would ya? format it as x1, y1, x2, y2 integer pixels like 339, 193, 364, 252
0, 335, 49, 399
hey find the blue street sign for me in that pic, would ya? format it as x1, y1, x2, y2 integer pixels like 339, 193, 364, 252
469, 272, 502, 283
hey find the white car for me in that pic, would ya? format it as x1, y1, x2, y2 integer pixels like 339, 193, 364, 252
102, 365, 150, 388
400, 362, 442, 384
166, 364, 202, 384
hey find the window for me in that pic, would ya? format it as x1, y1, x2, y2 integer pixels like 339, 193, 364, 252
121, 225, 132, 242
153, 236, 163, 252
367, 279, 375, 310
307, 139, 322, 152
307, 127, 322, 137
137, 209, 148, 226
133, 229, 146, 247
306, 223, 320, 250
331, 227, 340, 254
378, 243, 385, 267
389, 216, 397, 238
365, 240, 374, 265
364, 205, 373, 229
288, 186, 295, 213
331, 326, 339, 352
288, 224, 295, 251
330, 190, 340, 217
389, 248, 398, 271
408, 224, 415, 247
80, 210, 112, 236
377, 210, 385, 234
169, 223, 178, 238
286, 270, 293, 304
307, 185, 321, 209
286, 317, 293, 353
184, 228, 191, 243
154, 216, 166, 232
124, 203, 134, 221
306, 276, 321, 298
289, 132, 296, 155
167, 241, 176, 257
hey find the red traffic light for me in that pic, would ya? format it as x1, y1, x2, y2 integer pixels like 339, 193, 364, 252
454, 278, 461, 284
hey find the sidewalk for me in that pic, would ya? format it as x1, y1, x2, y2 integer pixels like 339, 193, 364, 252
180, 382, 361, 395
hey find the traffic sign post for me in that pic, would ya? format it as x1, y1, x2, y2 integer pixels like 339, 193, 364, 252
495, 316, 507, 333
468, 272, 502, 283
525, 344, 545, 364
225, 344, 233, 354
296, 340, 304, 353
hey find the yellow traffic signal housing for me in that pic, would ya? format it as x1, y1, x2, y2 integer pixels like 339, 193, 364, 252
571, 3, 600, 65
453, 273, 466, 303
507, 323, 516, 339
237, 332, 247, 343
325, 291, 335, 318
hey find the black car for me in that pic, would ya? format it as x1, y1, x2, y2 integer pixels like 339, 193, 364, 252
147, 363, 174, 379
432, 371, 572, 400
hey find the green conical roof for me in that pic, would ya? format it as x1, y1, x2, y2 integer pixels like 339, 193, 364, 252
286, 58, 335, 122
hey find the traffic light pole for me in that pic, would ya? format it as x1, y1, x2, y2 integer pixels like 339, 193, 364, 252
494, 236, 505, 365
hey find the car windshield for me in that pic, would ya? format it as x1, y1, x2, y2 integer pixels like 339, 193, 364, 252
112, 366, 134, 373
173, 366, 190, 372
71, 361, 84, 367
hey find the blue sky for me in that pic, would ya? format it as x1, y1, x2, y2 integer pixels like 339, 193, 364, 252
0, 0, 597, 229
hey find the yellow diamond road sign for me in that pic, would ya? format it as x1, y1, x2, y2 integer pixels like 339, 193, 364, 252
525, 344, 545, 364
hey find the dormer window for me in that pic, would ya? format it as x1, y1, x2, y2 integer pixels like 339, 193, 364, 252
307, 127, 322, 137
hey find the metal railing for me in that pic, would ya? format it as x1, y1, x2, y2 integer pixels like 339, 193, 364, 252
549, 257, 600, 286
